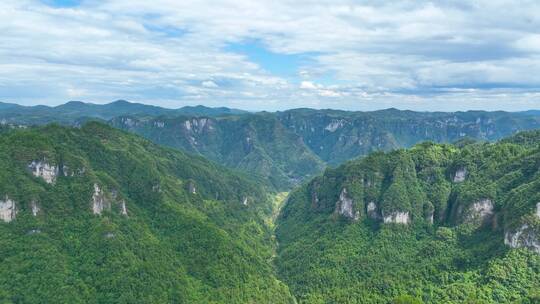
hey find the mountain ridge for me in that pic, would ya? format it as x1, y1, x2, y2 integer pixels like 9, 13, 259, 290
0, 122, 295, 303
275, 130, 540, 303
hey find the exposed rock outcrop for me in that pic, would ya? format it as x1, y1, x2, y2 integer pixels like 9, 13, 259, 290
324, 119, 346, 132
366, 201, 379, 219
30, 200, 40, 216
28, 160, 59, 184
188, 182, 197, 194
184, 118, 212, 133
335, 188, 359, 220
120, 200, 128, 216
0, 196, 17, 222
537, 202, 540, 219
453, 167, 467, 182
92, 184, 111, 215
382, 211, 410, 224
242, 197, 248, 206
463, 198, 494, 224
426, 210, 434, 224
505, 224, 540, 254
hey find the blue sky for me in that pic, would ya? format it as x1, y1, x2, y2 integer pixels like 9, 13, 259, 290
0, 0, 540, 111
41, 0, 81, 7
225, 40, 308, 78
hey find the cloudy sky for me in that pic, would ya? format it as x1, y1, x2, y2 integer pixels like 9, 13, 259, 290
1, 0, 540, 111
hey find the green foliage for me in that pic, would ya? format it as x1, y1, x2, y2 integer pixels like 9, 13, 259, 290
393, 295, 424, 304
111, 113, 325, 191
276, 132, 540, 303
0, 122, 294, 304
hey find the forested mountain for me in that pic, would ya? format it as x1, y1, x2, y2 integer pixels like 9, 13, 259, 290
277, 108, 540, 165
2, 101, 540, 191
0, 122, 294, 303
110, 113, 325, 190
276, 130, 540, 303
0, 100, 246, 125
0, 104, 539, 303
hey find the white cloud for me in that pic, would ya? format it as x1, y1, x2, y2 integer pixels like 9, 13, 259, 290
201, 80, 219, 88
300, 81, 318, 90
514, 34, 540, 53
0, 0, 539, 111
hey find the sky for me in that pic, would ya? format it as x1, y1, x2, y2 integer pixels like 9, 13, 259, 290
1, 0, 540, 111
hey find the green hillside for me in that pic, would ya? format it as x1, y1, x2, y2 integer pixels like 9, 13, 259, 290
0, 122, 294, 304
111, 113, 325, 190
3, 101, 540, 193
276, 130, 540, 303
277, 108, 540, 165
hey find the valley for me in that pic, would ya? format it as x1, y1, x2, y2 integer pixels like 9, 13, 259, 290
4, 1, 540, 303
0, 101, 539, 303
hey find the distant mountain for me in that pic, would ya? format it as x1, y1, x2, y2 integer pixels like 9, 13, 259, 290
0, 100, 247, 125
111, 113, 325, 190
0, 102, 22, 110
109, 108, 540, 189
520, 110, 540, 116
276, 130, 540, 303
178, 104, 249, 116
277, 108, 540, 164
0, 122, 294, 303
2, 102, 540, 190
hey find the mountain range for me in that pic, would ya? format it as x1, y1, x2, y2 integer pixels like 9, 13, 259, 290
277, 130, 540, 303
0, 122, 293, 303
0, 101, 539, 303
2, 101, 540, 190
0, 100, 247, 125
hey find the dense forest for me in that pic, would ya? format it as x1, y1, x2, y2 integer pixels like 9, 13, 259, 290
0, 108, 539, 303
0, 122, 294, 303
3, 100, 540, 191
276, 130, 540, 303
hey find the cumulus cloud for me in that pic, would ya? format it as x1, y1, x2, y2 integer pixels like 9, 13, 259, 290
201, 80, 219, 88
0, 0, 539, 110
300, 81, 318, 90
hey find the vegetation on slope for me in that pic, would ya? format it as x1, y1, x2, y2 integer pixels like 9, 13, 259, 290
111, 113, 325, 190
0, 122, 294, 304
276, 130, 540, 303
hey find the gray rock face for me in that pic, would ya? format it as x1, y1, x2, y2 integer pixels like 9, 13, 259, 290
30, 200, 40, 216
505, 224, 540, 254
188, 182, 197, 194
120, 200, 128, 216
464, 198, 494, 224
336, 188, 359, 220
537, 202, 540, 219
382, 211, 410, 224
184, 118, 213, 133
28, 160, 59, 184
366, 201, 379, 219
0, 196, 16, 222
453, 167, 467, 182
324, 119, 346, 132
426, 210, 434, 224
242, 197, 248, 206
92, 184, 111, 215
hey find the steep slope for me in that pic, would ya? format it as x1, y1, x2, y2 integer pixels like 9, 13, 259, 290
277, 108, 540, 165
3, 101, 540, 191
276, 130, 540, 303
0, 122, 294, 303
111, 113, 325, 190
